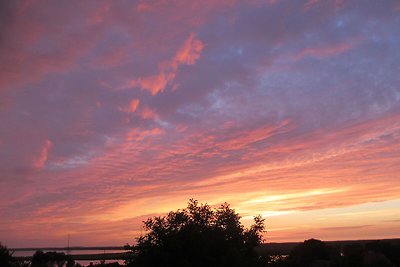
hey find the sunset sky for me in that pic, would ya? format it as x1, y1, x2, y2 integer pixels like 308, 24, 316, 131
1, 0, 400, 248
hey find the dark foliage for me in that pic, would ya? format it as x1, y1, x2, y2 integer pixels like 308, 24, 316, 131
365, 240, 400, 266
266, 239, 400, 267
0, 243, 30, 267
31, 250, 77, 267
286, 238, 341, 267
0, 243, 14, 267
342, 243, 365, 267
290, 239, 330, 263
125, 199, 266, 267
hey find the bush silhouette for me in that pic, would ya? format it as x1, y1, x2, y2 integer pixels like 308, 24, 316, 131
125, 199, 266, 267
31, 250, 76, 267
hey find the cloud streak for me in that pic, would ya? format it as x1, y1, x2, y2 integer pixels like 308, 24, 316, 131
131, 33, 204, 95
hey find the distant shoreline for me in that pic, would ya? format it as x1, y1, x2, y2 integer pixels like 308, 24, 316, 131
14, 252, 130, 262
10, 246, 125, 251
9, 238, 400, 263
10, 237, 400, 251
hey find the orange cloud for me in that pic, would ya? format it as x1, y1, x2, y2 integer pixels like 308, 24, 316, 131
137, 73, 170, 95
133, 33, 204, 95
172, 33, 205, 67
128, 99, 140, 113
119, 99, 140, 113
126, 127, 165, 142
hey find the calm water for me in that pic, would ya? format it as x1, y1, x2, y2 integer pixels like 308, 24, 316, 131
12, 249, 126, 266
75, 259, 125, 266
13, 249, 125, 257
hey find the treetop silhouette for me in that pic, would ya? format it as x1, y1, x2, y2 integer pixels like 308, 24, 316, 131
125, 199, 266, 267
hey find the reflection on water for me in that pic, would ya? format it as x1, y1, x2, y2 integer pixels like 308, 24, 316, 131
74, 259, 125, 266
12, 249, 127, 266
13, 249, 126, 257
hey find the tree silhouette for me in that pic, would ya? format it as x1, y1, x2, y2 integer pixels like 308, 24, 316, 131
0, 243, 13, 267
125, 199, 266, 267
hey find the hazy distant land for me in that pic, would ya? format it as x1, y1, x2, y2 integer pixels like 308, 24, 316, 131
12, 238, 400, 262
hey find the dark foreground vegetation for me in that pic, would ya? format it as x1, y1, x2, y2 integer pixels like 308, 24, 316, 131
123, 199, 266, 267
262, 238, 400, 267
2, 200, 400, 267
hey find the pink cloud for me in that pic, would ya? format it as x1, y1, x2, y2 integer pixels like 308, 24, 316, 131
172, 33, 205, 67
126, 127, 165, 142
304, 0, 319, 10
91, 47, 128, 68
0, 3, 109, 91
133, 33, 204, 95
216, 120, 292, 151
86, 2, 111, 25
33, 139, 53, 169
137, 73, 170, 95
334, 0, 345, 9
140, 107, 158, 120
119, 99, 140, 114
295, 42, 354, 59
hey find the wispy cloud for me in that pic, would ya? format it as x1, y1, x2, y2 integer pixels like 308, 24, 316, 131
33, 139, 53, 169
130, 33, 204, 95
